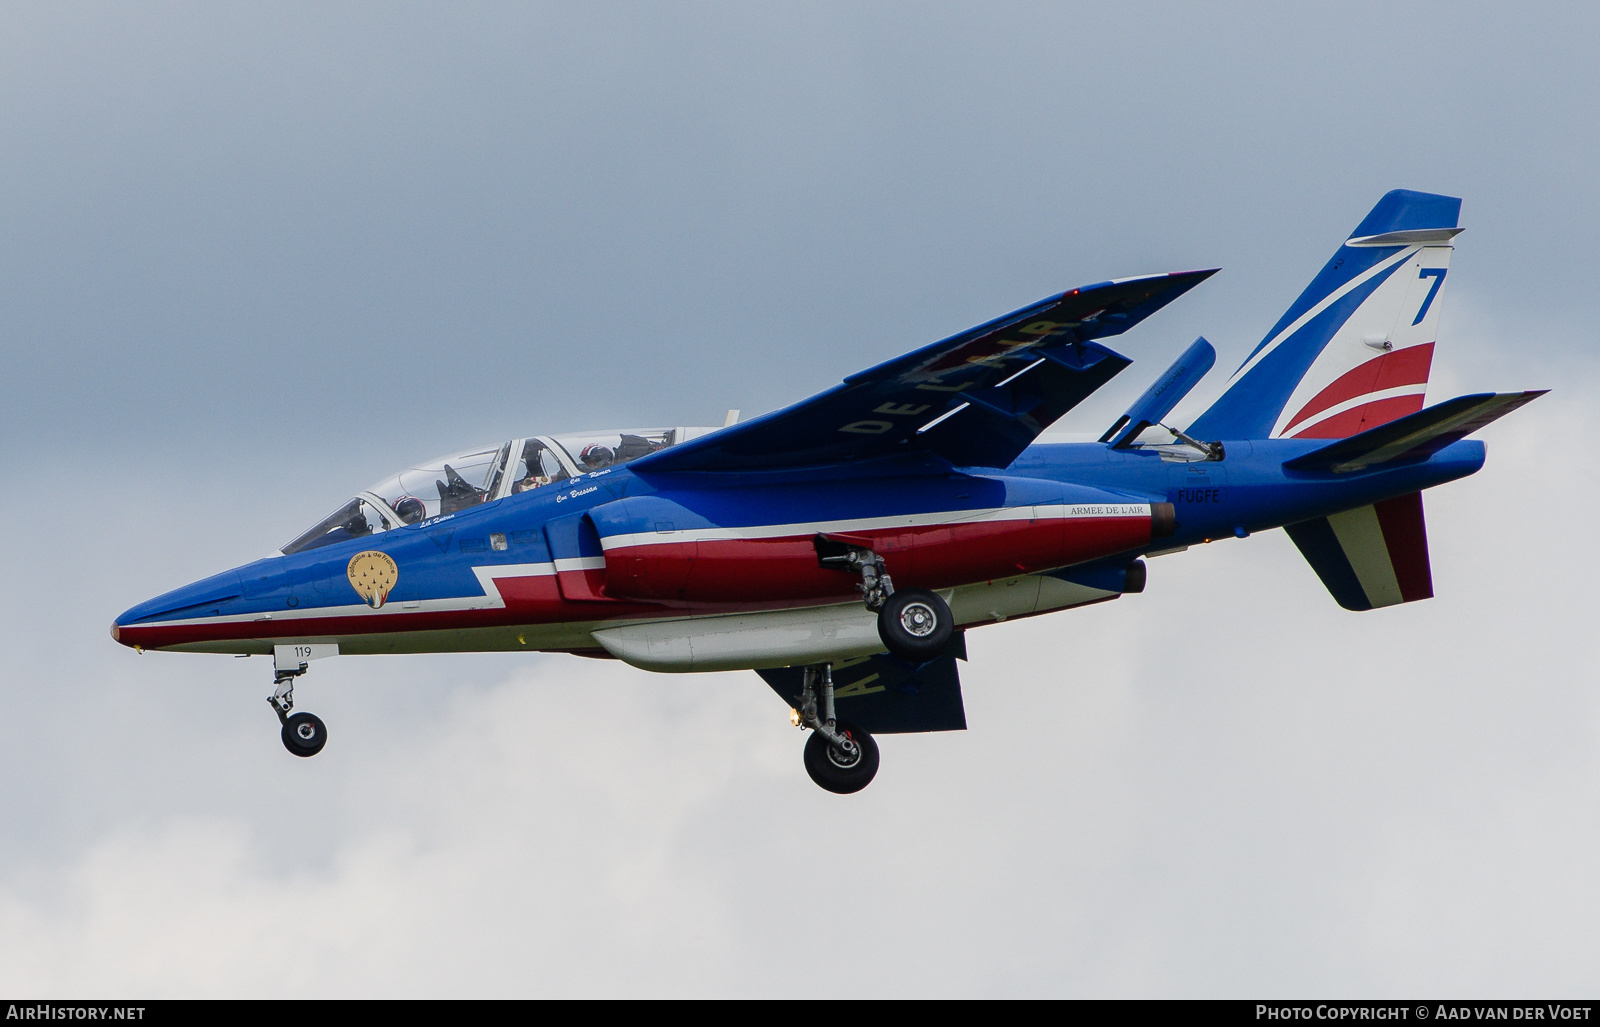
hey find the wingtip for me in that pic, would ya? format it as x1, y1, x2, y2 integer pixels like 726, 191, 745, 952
1099, 267, 1220, 289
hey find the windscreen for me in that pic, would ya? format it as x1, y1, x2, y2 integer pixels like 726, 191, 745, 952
365, 444, 508, 524
282, 498, 390, 555
279, 430, 690, 557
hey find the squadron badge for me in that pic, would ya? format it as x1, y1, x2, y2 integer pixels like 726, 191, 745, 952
347, 551, 399, 609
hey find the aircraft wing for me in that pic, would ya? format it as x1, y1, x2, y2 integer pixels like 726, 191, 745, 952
631, 269, 1218, 473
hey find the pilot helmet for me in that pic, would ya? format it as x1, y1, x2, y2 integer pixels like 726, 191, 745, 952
580, 444, 615, 470
394, 496, 426, 524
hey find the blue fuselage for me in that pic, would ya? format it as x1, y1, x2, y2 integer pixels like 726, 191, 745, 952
1014, 437, 1485, 546
112, 438, 1486, 655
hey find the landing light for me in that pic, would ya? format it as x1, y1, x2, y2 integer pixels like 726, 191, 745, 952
790, 708, 802, 727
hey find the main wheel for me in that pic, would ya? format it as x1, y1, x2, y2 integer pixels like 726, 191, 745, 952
877, 587, 953, 663
281, 712, 328, 758
803, 723, 880, 794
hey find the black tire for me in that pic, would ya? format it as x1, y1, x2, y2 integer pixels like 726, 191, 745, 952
877, 587, 953, 663
281, 712, 328, 758
803, 723, 880, 794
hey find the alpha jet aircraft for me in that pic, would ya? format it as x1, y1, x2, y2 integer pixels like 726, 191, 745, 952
113, 190, 1540, 793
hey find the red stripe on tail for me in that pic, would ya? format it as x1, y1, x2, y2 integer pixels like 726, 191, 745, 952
1283, 343, 1434, 435
1288, 394, 1426, 439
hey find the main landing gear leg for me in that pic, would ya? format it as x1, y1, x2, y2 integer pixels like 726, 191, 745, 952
796, 663, 879, 794
268, 659, 327, 758
821, 543, 955, 663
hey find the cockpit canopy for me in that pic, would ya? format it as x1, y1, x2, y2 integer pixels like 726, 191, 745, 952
282, 426, 716, 555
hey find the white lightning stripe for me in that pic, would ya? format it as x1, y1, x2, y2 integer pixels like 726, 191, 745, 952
472, 562, 555, 600
552, 557, 606, 573
600, 503, 1151, 551
474, 561, 556, 578
1229, 246, 1417, 385
1284, 383, 1429, 437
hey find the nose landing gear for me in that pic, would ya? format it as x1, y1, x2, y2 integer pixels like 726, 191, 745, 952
794, 664, 879, 793
268, 651, 328, 758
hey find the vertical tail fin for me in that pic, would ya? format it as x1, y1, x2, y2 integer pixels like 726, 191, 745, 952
1188, 190, 1462, 441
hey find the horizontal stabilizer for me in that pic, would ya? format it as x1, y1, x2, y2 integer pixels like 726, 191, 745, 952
1285, 492, 1432, 611
755, 637, 968, 734
1101, 336, 1216, 447
1283, 391, 1545, 474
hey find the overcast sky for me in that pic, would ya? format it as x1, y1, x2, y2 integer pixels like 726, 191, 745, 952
1, 1, 1596, 997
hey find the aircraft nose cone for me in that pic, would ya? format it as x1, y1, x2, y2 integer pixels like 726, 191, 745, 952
114, 568, 245, 650
111, 602, 141, 648
111, 602, 145, 648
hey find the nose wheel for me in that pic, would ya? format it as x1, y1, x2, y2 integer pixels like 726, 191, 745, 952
281, 711, 328, 757
268, 659, 329, 759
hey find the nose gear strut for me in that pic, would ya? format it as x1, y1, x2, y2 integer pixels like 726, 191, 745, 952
268, 665, 304, 724
267, 648, 329, 758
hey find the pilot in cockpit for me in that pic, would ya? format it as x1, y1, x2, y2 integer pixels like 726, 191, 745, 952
394, 496, 426, 525
512, 439, 569, 494
338, 505, 374, 539
579, 444, 615, 471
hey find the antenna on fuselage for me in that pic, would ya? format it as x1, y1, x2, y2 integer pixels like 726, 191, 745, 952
724, 409, 741, 427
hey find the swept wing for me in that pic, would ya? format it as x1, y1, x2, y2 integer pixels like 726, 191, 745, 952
631, 270, 1217, 473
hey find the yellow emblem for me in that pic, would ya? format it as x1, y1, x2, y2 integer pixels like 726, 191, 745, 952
347, 551, 399, 609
